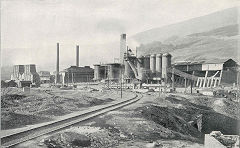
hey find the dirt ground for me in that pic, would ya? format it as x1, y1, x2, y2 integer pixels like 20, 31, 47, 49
11, 89, 240, 148
1, 87, 133, 130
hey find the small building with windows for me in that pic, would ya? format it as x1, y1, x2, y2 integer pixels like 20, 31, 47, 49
11, 64, 40, 87
93, 63, 122, 82
38, 71, 51, 83
59, 66, 94, 84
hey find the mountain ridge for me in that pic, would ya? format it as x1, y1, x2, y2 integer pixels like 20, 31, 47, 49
129, 7, 238, 45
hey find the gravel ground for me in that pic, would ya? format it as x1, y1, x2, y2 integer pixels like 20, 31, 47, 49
6, 89, 239, 148
1, 87, 133, 130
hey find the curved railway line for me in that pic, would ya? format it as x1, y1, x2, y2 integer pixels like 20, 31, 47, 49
1, 93, 142, 148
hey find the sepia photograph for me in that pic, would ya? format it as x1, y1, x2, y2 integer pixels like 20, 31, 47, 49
1, 0, 240, 147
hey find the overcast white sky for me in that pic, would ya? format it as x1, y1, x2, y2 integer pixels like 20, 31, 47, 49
1, 0, 239, 71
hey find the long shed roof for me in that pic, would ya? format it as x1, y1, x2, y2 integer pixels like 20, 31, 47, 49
174, 58, 234, 65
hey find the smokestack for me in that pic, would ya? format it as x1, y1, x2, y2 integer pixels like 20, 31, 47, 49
120, 34, 126, 65
55, 43, 59, 84
76, 45, 79, 67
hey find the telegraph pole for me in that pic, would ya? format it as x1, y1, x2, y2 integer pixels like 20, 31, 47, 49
120, 69, 123, 98
184, 77, 187, 93
172, 67, 175, 91
72, 72, 74, 84
164, 74, 166, 94
237, 66, 239, 102
190, 80, 193, 94
159, 79, 161, 97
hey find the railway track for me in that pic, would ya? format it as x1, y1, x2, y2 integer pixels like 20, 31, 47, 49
1, 93, 142, 148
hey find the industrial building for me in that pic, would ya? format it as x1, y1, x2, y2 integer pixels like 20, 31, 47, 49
38, 71, 51, 83
93, 33, 238, 89
123, 51, 172, 84
173, 59, 238, 88
93, 34, 173, 84
11, 64, 40, 87
54, 43, 94, 85
93, 63, 122, 82
59, 66, 94, 84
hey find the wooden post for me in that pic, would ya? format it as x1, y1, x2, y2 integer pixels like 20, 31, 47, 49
159, 82, 161, 97
87, 75, 89, 88
191, 71, 194, 93
210, 77, 214, 88
199, 78, 203, 88
237, 68, 239, 102
218, 70, 223, 86
210, 71, 219, 88
120, 69, 123, 98
164, 74, 166, 94
196, 78, 199, 87
206, 78, 210, 88
203, 71, 208, 88
72, 73, 74, 84
184, 77, 187, 93
172, 67, 175, 91
108, 75, 109, 89
190, 79, 193, 94
67, 72, 69, 86
214, 78, 218, 87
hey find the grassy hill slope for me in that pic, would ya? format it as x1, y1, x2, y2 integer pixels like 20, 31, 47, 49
133, 7, 239, 63
130, 7, 238, 44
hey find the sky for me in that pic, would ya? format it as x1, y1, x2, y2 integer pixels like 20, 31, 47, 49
1, 0, 239, 72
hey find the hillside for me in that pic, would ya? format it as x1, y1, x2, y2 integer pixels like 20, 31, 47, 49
132, 7, 239, 63
130, 7, 238, 45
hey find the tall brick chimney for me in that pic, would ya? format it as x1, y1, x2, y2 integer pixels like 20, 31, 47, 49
120, 34, 126, 64
55, 43, 60, 83
76, 45, 79, 67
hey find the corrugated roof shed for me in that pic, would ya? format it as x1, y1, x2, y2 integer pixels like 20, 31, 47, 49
174, 58, 235, 65
65, 66, 94, 73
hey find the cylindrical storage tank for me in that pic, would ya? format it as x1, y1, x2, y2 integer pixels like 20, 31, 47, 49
94, 65, 100, 80
108, 64, 114, 80
143, 55, 150, 70
156, 53, 162, 77
150, 54, 156, 73
162, 53, 172, 82
124, 60, 131, 78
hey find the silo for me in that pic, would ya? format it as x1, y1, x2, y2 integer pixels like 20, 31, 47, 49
143, 55, 150, 70
162, 53, 172, 82
94, 65, 100, 80
150, 54, 156, 73
108, 64, 114, 80
156, 53, 162, 77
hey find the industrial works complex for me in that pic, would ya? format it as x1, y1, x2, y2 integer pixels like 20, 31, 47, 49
3, 34, 239, 148
9, 34, 238, 89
